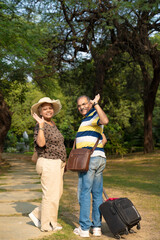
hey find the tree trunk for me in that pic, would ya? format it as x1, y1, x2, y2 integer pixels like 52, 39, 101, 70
143, 100, 154, 153
142, 54, 160, 153
94, 59, 105, 97
92, 47, 119, 101
0, 93, 12, 161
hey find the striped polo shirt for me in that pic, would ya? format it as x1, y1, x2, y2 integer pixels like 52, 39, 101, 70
76, 108, 106, 158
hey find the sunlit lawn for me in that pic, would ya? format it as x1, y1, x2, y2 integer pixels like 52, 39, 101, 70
103, 151, 160, 233
103, 152, 160, 196
31, 151, 160, 240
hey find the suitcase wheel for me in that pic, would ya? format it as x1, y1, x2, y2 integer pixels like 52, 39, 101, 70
129, 229, 135, 234
137, 222, 141, 230
114, 234, 121, 239
124, 229, 129, 235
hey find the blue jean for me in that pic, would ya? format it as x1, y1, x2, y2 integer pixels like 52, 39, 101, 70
78, 156, 106, 230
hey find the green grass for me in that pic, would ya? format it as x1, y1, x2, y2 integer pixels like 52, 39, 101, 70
2, 151, 160, 239
29, 220, 77, 240
0, 188, 7, 192
103, 153, 160, 196
0, 159, 11, 175
103, 151, 160, 230
31, 152, 160, 240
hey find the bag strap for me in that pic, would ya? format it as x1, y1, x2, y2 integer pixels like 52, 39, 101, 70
72, 139, 76, 149
72, 137, 100, 153
90, 137, 100, 154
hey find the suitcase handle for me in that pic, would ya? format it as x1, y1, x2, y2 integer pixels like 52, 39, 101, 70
103, 188, 109, 199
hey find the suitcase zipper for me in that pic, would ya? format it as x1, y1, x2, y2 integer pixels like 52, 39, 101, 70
132, 205, 141, 218
113, 200, 141, 226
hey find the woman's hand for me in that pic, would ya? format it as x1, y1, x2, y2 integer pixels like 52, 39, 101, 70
33, 113, 44, 127
33, 113, 46, 147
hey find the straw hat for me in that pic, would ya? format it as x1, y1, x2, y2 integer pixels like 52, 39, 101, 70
31, 97, 62, 117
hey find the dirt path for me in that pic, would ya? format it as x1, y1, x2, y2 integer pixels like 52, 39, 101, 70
0, 153, 159, 240
62, 167, 160, 240
0, 154, 53, 240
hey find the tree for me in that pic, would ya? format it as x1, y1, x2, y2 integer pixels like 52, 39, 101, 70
5, 82, 44, 136
48, 0, 160, 153
0, 93, 12, 159
1, 0, 160, 156
58, 54, 146, 154
0, 0, 49, 159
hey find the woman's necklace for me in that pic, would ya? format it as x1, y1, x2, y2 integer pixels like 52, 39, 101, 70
45, 120, 54, 126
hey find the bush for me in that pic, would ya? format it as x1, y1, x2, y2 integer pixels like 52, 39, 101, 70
104, 137, 128, 156
66, 147, 72, 158
6, 147, 17, 153
16, 142, 25, 152
4, 131, 18, 150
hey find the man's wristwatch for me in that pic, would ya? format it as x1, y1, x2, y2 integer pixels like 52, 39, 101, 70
93, 102, 98, 107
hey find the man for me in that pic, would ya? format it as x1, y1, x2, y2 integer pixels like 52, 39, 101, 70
73, 94, 109, 238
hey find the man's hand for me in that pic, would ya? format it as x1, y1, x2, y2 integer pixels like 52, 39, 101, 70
90, 94, 100, 105
90, 94, 109, 125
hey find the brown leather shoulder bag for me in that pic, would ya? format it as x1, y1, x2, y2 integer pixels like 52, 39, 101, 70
67, 138, 100, 172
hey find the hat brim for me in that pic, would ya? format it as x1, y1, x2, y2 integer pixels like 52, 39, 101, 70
31, 100, 62, 117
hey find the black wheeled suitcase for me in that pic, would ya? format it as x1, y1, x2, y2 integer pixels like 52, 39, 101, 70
99, 189, 141, 239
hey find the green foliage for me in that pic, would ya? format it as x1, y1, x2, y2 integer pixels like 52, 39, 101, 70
4, 131, 17, 150
59, 119, 75, 141
1, 0, 160, 155
5, 82, 44, 137
59, 60, 95, 98
5, 147, 17, 153
56, 55, 146, 152
0, 1, 47, 63
65, 147, 72, 158
16, 142, 25, 152
0, 0, 51, 100
104, 123, 128, 156
153, 87, 160, 146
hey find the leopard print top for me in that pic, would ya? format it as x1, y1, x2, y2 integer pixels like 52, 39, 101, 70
34, 122, 66, 162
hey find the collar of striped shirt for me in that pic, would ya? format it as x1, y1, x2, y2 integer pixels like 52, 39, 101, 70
83, 107, 95, 118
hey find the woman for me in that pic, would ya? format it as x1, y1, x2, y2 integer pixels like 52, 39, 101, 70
29, 97, 66, 232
